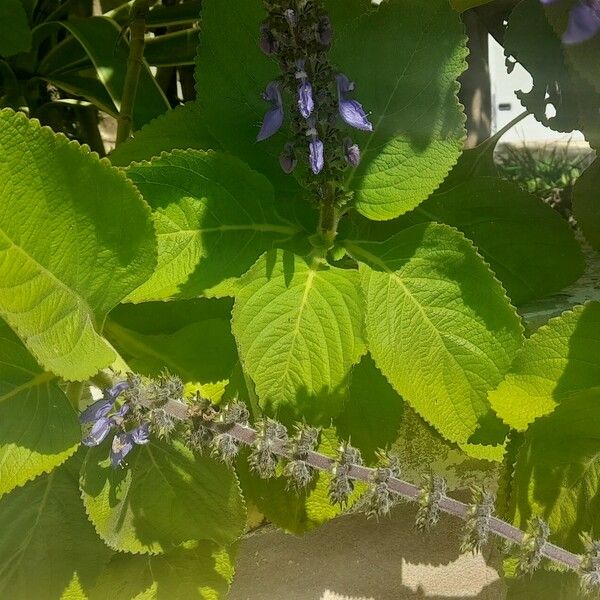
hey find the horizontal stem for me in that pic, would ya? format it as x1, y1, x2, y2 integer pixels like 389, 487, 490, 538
137, 393, 583, 572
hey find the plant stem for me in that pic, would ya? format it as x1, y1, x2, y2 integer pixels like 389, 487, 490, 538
133, 391, 583, 573
316, 183, 341, 251
115, 0, 157, 146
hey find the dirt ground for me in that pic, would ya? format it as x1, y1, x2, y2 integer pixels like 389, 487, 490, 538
229, 503, 506, 600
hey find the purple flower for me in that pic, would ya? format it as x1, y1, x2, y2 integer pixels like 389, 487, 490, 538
257, 81, 284, 142
279, 142, 297, 174
79, 381, 129, 424
336, 73, 373, 132
296, 60, 314, 119
541, 0, 600, 44
343, 138, 361, 167
284, 9, 297, 28
110, 423, 150, 468
309, 138, 324, 174
83, 417, 114, 447
259, 23, 278, 55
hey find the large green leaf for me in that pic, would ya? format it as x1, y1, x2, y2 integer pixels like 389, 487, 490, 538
125, 150, 302, 301
89, 543, 235, 600
510, 393, 600, 553
490, 302, 600, 431
194, 0, 297, 194
506, 570, 584, 600
0, 109, 156, 380
0, 319, 80, 497
0, 453, 112, 599
80, 437, 246, 554
145, 29, 197, 67
36, 17, 170, 129
108, 104, 218, 167
232, 250, 366, 424
574, 159, 600, 251
327, 0, 467, 220
345, 223, 524, 447
0, 0, 32, 57
106, 299, 237, 398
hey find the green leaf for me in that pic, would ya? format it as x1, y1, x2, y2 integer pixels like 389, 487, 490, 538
327, 0, 467, 220
0, 319, 80, 497
574, 159, 600, 251
145, 29, 197, 67
417, 178, 584, 305
89, 543, 235, 600
0, 109, 156, 380
232, 250, 366, 425
194, 0, 304, 194
334, 354, 404, 464
125, 150, 301, 301
510, 392, 600, 552
36, 17, 169, 129
80, 437, 246, 554
106, 299, 237, 395
504, 0, 590, 133
489, 302, 600, 431
344, 176, 585, 305
450, 0, 494, 11
0, 453, 112, 600
506, 570, 584, 600
108, 103, 218, 167
345, 222, 523, 446
0, 0, 32, 57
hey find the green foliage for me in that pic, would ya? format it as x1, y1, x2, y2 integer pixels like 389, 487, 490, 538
0, 453, 112, 600
36, 17, 170, 130
80, 437, 246, 554
109, 103, 219, 167
126, 150, 301, 301
327, 0, 467, 220
232, 249, 366, 425
490, 303, 600, 431
0, 319, 79, 497
89, 543, 236, 600
0, 109, 156, 380
346, 223, 523, 448
509, 392, 600, 552
0, 0, 31, 57
574, 158, 600, 251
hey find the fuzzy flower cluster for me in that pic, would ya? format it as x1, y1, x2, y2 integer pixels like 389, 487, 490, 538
518, 516, 550, 574
357, 452, 402, 519
257, 0, 372, 176
415, 473, 448, 531
80, 381, 150, 468
460, 486, 496, 554
541, 0, 600, 44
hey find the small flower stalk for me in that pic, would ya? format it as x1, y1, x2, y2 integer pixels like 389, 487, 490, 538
580, 533, 600, 593
461, 486, 496, 554
209, 401, 250, 465
283, 424, 320, 490
248, 418, 289, 479
357, 451, 402, 520
518, 516, 550, 574
415, 474, 448, 531
329, 442, 363, 506
256, 0, 373, 192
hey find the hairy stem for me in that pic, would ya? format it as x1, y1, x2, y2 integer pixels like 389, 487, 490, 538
133, 391, 582, 573
316, 183, 341, 250
115, 0, 157, 145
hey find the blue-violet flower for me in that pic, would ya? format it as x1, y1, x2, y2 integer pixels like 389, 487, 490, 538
541, 0, 600, 44
257, 81, 284, 141
336, 73, 373, 131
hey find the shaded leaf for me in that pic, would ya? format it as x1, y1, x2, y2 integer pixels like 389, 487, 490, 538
574, 158, 600, 251
328, 0, 467, 220
0, 0, 31, 57
80, 437, 246, 554
0, 319, 80, 497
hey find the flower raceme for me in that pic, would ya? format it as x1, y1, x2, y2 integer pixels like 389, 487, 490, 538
541, 0, 600, 44
256, 1, 373, 178
80, 381, 150, 468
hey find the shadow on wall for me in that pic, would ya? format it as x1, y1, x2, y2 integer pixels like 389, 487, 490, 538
229, 502, 506, 600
